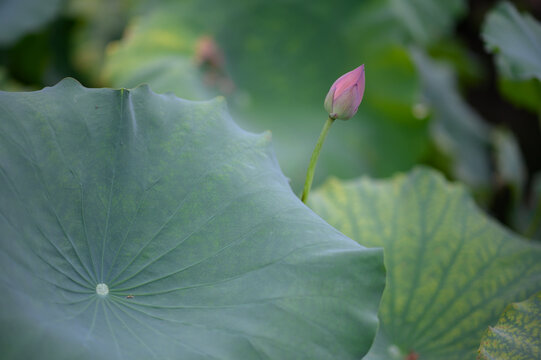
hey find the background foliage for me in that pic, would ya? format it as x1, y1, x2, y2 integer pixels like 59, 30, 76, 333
1, 0, 540, 358
2, 0, 540, 224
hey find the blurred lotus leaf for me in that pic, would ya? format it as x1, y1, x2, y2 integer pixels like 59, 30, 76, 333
482, 1, 541, 81
0, 0, 63, 45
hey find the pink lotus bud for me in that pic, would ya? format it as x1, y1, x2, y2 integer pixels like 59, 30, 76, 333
324, 65, 365, 120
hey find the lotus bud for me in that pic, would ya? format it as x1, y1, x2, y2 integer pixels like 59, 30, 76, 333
324, 65, 365, 120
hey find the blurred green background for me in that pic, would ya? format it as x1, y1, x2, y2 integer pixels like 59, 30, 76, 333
1, 0, 540, 238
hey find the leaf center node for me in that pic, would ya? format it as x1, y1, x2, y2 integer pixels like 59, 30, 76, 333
96, 283, 109, 296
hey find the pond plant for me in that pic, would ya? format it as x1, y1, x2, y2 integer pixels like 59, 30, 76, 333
0, 1, 540, 359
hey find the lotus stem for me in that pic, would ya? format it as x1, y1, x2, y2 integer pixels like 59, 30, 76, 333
301, 116, 334, 203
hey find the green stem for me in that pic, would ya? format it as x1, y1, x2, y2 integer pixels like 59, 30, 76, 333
301, 116, 335, 203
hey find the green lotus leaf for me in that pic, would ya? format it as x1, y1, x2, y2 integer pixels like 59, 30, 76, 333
482, 2, 541, 81
0, 78, 385, 359
478, 291, 541, 360
0, 0, 63, 45
386, 0, 466, 46
308, 168, 541, 359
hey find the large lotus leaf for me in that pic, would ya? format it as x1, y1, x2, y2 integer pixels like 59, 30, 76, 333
102, 0, 429, 192
308, 168, 541, 359
482, 2, 541, 81
478, 291, 541, 360
0, 78, 385, 359
0, 0, 63, 45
